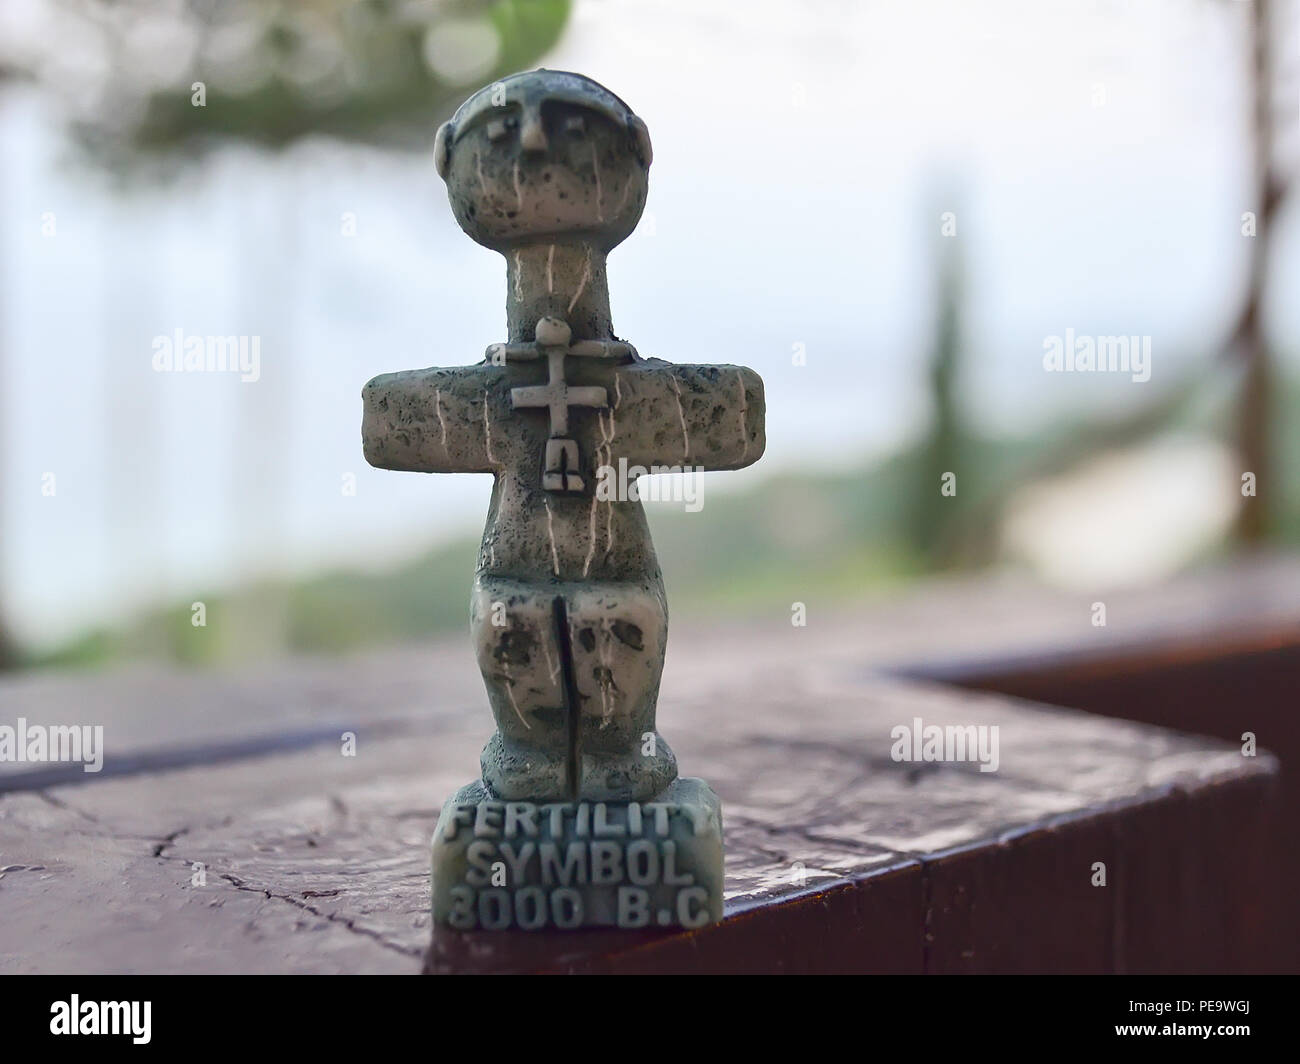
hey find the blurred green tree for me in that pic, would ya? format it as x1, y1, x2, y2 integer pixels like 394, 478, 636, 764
910, 220, 967, 567
57, 0, 571, 163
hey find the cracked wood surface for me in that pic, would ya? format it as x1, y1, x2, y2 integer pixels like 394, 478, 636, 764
0, 563, 1291, 973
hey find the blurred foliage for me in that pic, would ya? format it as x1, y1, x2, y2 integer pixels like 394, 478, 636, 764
50, 0, 570, 163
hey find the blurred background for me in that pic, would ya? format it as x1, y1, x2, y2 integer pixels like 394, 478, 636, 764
0, 0, 1297, 672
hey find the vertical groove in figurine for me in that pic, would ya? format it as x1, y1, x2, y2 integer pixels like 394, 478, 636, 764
553, 596, 582, 801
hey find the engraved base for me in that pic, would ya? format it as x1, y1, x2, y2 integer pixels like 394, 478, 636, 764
431, 777, 723, 931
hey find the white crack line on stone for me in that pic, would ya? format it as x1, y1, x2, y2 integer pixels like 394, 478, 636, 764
434, 387, 447, 449
546, 244, 555, 295
500, 660, 531, 730
583, 495, 599, 578
596, 404, 618, 561
595, 409, 612, 469
512, 159, 523, 213
735, 369, 749, 460
513, 250, 523, 302
598, 619, 615, 726
567, 246, 592, 316
540, 635, 560, 687
670, 375, 690, 463
475, 151, 488, 197
482, 391, 495, 464
586, 408, 615, 577
613, 177, 633, 217
544, 497, 560, 576
607, 379, 623, 558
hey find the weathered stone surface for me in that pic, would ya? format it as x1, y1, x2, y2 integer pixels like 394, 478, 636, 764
430, 777, 723, 931
361, 70, 767, 928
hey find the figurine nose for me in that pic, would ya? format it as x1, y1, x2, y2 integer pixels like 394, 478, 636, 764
519, 110, 548, 153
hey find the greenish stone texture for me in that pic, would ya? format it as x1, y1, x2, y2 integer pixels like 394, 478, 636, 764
362, 70, 765, 930
432, 777, 723, 930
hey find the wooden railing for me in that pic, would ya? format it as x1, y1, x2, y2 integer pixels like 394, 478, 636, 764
1, 562, 1292, 974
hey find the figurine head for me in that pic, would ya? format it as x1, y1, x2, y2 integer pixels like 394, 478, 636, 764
435, 70, 652, 253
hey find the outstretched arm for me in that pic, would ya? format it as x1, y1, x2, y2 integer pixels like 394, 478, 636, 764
602, 360, 765, 471
362, 364, 504, 474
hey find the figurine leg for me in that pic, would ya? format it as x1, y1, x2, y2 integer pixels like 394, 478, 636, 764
564, 580, 677, 801
471, 577, 570, 800
472, 575, 675, 801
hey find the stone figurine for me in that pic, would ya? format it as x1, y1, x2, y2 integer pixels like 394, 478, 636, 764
362, 70, 765, 930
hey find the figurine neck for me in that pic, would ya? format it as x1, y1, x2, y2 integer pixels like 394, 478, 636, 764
506, 241, 613, 343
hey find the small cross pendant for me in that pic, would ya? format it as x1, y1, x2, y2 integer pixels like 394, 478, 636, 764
497, 316, 633, 493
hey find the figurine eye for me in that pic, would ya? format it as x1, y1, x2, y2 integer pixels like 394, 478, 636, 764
564, 115, 586, 136
485, 115, 520, 142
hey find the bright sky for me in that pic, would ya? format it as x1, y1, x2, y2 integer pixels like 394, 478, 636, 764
3, 0, 1298, 644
